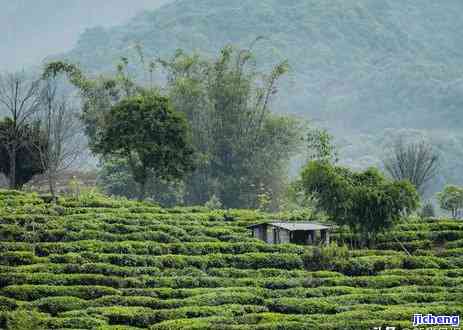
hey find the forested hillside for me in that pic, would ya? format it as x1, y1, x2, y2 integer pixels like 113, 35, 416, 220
55, 0, 463, 196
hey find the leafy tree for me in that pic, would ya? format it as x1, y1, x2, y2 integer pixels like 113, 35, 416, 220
437, 185, 463, 219
44, 44, 304, 208
383, 137, 439, 195
94, 93, 195, 200
306, 127, 338, 163
282, 127, 338, 211
162, 45, 304, 208
0, 118, 47, 189
43, 60, 138, 150
0, 72, 42, 188
301, 161, 419, 244
44, 60, 195, 202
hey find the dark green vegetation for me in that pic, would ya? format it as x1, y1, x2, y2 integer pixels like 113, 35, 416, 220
45, 45, 304, 209
0, 190, 462, 329
437, 185, 463, 219
302, 161, 419, 240
57, 0, 463, 196
0, 119, 46, 190
94, 94, 195, 200
161, 47, 302, 208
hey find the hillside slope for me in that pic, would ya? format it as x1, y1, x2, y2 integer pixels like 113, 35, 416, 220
61, 0, 463, 127
57, 0, 463, 194
0, 190, 462, 329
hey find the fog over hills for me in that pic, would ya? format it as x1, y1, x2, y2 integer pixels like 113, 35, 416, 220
0, 0, 170, 70
55, 0, 463, 196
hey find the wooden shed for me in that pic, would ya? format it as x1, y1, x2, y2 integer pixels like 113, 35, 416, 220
248, 222, 332, 245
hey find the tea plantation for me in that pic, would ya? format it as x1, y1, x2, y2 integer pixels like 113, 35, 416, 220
0, 190, 462, 329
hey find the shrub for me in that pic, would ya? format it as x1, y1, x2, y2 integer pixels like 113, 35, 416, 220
402, 256, 444, 269
0, 252, 38, 266
267, 298, 337, 314
0, 297, 18, 311
33, 296, 88, 316
431, 230, 463, 243
303, 243, 349, 271
1, 285, 121, 300
45, 316, 107, 329
204, 195, 223, 210
5, 309, 44, 330
0, 191, 461, 329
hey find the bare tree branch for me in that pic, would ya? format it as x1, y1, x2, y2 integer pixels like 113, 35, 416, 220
32, 77, 86, 196
383, 137, 439, 195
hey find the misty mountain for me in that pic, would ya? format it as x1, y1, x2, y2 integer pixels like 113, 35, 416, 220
0, 0, 170, 70
21, 0, 463, 195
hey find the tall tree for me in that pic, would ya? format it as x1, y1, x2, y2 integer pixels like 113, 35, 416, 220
302, 161, 419, 244
44, 44, 304, 208
43, 59, 143, 151
437, 185, 463, 219
0, 72, 42, 188
383, 137, 439, 195
33, 77, 85, 197
162, 45, 304, 208
94, 93, 195, 200
306, 128, 338, 164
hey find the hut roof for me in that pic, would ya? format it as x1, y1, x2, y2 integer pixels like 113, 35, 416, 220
247, 222, 332, 231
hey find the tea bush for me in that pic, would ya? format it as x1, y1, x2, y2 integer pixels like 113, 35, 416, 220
0, 190, 461, 329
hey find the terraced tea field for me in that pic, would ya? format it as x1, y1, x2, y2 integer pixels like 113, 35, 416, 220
0, 190, 462, 329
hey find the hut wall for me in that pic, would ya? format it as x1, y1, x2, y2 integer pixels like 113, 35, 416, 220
253, 226, 265, 241
279, 229, 290, 244
321, 229, 330, 244
266, 226, 274, 244
291, 230, 309, 244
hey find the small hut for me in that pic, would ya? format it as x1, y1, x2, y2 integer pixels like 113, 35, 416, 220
248, 222, 333, 245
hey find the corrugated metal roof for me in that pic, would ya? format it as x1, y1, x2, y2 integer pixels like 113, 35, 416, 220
270, 222, 331, 231
248, 222, 332, 231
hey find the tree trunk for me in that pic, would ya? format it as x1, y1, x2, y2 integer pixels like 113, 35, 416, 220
8, 148, 16, 189
138, 180, 146, 201
48, 170, 56, 199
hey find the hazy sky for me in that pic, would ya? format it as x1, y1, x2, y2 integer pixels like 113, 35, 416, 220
0, 0, 171, 71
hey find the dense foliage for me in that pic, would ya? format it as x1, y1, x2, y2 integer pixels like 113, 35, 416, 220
301, 161, 419, 241
161, 47, 303, 208
0, 119, 47, 189
95, 94, 195, 200
97, 157, 185, 207
437, 185, 463, 219
46, 45, 304, 209
0, 191, 461, 329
